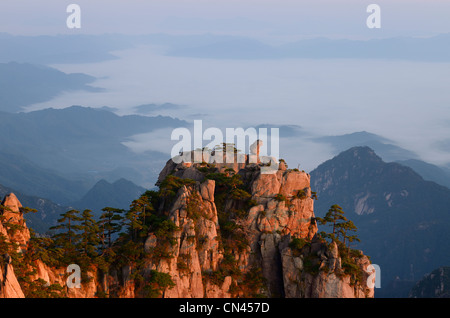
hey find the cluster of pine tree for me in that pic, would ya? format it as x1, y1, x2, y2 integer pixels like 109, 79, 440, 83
0, 205, 67, 297
315, 204, 366, 285
43, 191, 160, 270
12, 189, 180, 297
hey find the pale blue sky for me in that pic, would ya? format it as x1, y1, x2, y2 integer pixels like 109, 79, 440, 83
1, 0, 450, 40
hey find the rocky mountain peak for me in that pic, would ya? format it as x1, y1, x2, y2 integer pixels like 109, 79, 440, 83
2, 193, 22, 214
346, 146, 381, 160
0, 192, 30, 252
323, 146, 383, 170
0, 150, 374, 298
148, 150, 374, 298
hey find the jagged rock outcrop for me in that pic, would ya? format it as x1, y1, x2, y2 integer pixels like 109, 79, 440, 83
0, 193, 99, 298
280, 237, 373, 298
0, 194, 27, 298
1, 193, 30, 252
29, 259, 99, 298
0, 147, 374, 298
143, 149, 374, 298
0, 253, 25, 298
143, 179, 223, 298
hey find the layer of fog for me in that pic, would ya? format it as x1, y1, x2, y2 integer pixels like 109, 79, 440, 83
25, 45, 450, 171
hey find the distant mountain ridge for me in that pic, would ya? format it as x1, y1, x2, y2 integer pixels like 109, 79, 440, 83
0, 176, 146, 234
0, 106, 186, 203
73, 178, 146, 215
397, 159, 450, 190
310, 146, 450, 297
0, 62, 101, 113
3, 33, 450, 65
0, 33, 133, 64
0, 150, 87, 204
2, 105, 448, 206
312, 131, 450, 189
166, 33, 450, 62
314, 131, 419, 162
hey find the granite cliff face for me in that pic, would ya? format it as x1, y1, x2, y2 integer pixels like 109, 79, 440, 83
1, 193, 30, 252
0, 193, 28, 297
146, 150, 374, 298
0, 148, 374, 298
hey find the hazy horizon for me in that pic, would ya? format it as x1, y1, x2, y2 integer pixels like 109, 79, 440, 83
18, 41, 450, 171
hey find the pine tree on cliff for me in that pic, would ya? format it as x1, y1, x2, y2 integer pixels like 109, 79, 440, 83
126, 194, 153, 241
49, 209, 83, 262
98, 207, 124, 249
337, 218, 360, 247
78, 209, 100, 259
316, 204, 360, 247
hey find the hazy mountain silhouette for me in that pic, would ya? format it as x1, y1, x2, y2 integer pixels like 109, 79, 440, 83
314, 131, 419, 162
397, 159, 450, 190
166, 33, 450, 62
0, 62, 102, 112
3, 33, 450, 65
0, 33, 133, 64
133, 103, 183, 115
0, 151, 87, 204
0, 106, 186, 203
73, 178, 146, 215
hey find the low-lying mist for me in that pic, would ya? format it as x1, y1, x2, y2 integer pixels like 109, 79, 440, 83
24, 45, 450, 169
